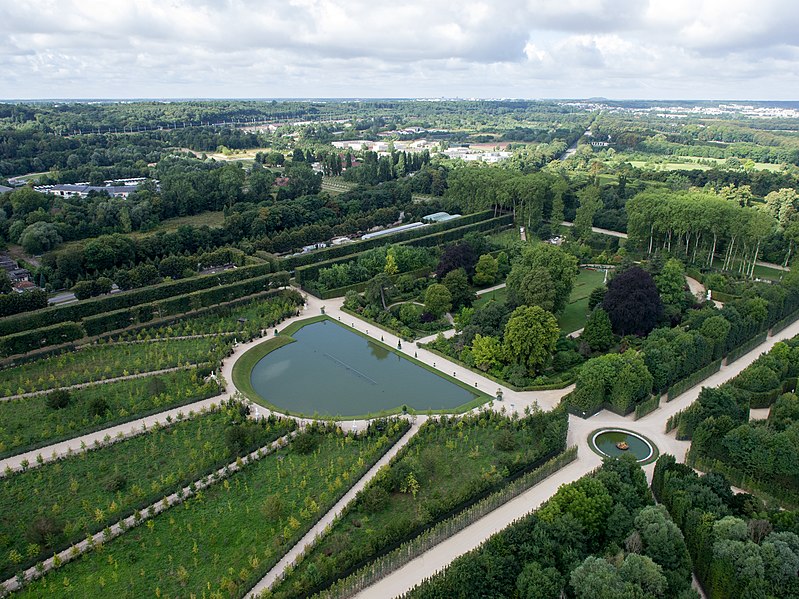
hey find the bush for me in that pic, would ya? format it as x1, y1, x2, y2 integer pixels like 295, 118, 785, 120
25, 515, 65, 549
293, 431, 320, 455
88, 396, 109, 417
359, 485, 389, 514
45, 389, 71, 410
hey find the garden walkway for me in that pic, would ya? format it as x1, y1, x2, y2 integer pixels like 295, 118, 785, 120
246, 417, 426, 597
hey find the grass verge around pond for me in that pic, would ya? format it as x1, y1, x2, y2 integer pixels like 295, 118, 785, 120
231, 316, 490, 420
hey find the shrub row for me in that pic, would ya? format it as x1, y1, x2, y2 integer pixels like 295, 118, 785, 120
666, 358, 723, 401
280, 211, 495, 271
770, 308, 799, 335
295, 215, 513, 285
634, 395, 661, 420
725, 331, 768, 364
0, 263, 276, 337
304, 267, 431, 300
0, 273, 290, 357
0, 321, 85, 358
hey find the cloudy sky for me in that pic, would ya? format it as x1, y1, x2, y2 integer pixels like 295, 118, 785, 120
1, 0, 797, 100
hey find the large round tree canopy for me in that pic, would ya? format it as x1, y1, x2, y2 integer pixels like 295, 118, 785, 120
603, 267, 663, 337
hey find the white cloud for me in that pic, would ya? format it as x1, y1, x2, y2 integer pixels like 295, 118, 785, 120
0, 0, 797, 99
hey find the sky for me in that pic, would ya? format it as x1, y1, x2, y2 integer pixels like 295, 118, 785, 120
1, 0, 798, 100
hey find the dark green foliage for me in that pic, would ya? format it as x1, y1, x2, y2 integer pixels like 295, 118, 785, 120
293, 431, 321, 455
581, 307, 614, 352
603, 267, 663, 336
87, 396, 109, 417
404, 459, 693, 599
45, 389, 70, 410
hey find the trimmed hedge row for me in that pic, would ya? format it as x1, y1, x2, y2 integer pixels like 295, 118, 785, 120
0, 263, 276, 337
770, 308, 799, 335
634, 395, 661, 420
725, 331, 768, 364
0, 273, 290, 358
709, 289, 739, 303
79, 272, 289, 338
666, 358, 723, 401
0, 321, 85, 358
280, 210, 495, 270
295, 215, 513, 285
304, 267, 431, 300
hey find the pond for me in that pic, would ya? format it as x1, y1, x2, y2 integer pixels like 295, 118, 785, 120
249, 319, 483, 417
591, 429, 655, 463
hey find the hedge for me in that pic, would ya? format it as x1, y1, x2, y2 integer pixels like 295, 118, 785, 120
0, 274, 290, 357
303, 267, 431, 300
770, 308, 799, 335
79, 273, 288, 338
0, 263, 276, 337
420, 345, 577, 392
709, 289, 739, 303
0, 321, 85, 358
294, 214, 513, 285
666, 358, 723, 401
725, 331, 768, 364
280, 210, 496, 271
634, 395, 661, 420
747, 378, 797, 409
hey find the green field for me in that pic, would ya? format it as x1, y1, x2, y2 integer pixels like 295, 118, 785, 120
473, 285, 507, 308
627, 157, 785, 173
15, 422, 408, 599
0, 404, 295, 581
557, 268, 606, 334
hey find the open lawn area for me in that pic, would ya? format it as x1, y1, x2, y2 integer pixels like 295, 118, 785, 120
557, 268, 606, 334
627, 156, 785, 173
474, 285, 507, 308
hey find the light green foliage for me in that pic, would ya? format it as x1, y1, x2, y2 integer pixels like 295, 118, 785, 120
473, 254, 499, 286
571, 351, 653, 414
656, 259, 687, 306
471, 334, 504, 372
506, 244, 578, 313
503, 306, 559, 375
425, 283, 452, 318
573, 185, 602, 240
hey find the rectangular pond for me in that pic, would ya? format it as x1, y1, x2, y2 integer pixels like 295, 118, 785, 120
249, 319, 483, 417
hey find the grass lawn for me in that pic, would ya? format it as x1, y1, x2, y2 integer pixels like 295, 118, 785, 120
474, 285, 507, 308
15, 422, 408, 599
627, 156, 785, 173
271, 410, 568, 598
0, 336, 230, 396
148, 210, 225, 233
0, 369, 219, 459
557, 268, 606, 334
0, 404, 295, 581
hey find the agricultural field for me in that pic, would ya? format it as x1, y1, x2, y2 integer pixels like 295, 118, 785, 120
0, 369, 220, 458
0, 402, 296, 581
271, 409, 568, 598
0, 336, 231, 397
13, 420, 409, 598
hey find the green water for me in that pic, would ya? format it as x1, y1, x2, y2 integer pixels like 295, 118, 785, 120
250, 320, 481, 417
593, 430, 653, 462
